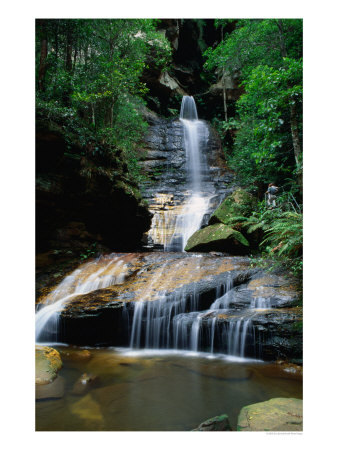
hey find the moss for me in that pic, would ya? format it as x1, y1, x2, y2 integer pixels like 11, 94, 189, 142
237, 398, 303, 431
209, 188, 257, 226
185, 223, 249, 253
35, 346, 63, 385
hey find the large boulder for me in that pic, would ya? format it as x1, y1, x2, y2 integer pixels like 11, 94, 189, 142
209, 188, 257, 226
35, 345, 62, 385
237, 397, 303, 431
184, 223, 249, 254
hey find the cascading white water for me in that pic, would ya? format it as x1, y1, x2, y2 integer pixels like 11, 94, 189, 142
35, 255, 130, 342
164, 96, 211, 251
35, 97, 272, 359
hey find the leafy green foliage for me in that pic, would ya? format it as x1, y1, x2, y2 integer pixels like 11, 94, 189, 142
241, 206, 302, 276
80, 242, 98, 261
36, 19, 172, 183
204, 19, 303, 192
262, 211, 302, 257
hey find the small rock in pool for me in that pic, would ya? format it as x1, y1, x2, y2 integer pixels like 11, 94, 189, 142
192, 414, 231, 431
72, 373, 99, 395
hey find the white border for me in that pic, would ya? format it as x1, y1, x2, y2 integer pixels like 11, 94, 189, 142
1, 1, 337, 448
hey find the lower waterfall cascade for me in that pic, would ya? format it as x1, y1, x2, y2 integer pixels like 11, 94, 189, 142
34, 250, 297, 361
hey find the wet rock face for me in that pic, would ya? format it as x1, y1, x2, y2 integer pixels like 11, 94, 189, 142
38, 253, 253, 313
36, 253, 302, 362
139, 117, 236, 250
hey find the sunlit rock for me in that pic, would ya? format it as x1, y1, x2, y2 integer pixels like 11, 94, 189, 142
35, 346, 62, 385
237, 397, 303, 431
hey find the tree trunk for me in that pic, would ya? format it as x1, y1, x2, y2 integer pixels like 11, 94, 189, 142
54, 20, 59, 60
63, 22, 73, 105
110, 101, 114, 128
91, 103, 96, 128
276, 19, 302, 189
222, 70, 228, 122
221, 26, 228, 122
290, 101, 303, 188
37, 19, 48, 91
66, 25, 73, 72
73, 45, 78, 72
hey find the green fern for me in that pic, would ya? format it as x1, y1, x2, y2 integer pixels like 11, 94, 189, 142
262, 211, 302, 257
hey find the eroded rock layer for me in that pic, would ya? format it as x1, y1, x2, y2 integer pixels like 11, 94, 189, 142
138, 115, 236, 250
36, 252, 301, 362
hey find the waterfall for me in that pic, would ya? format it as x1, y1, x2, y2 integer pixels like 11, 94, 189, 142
159, 96, 211, 251
35, 96, 270, 360
35, 255, 130, 342
180, 95, 198, 120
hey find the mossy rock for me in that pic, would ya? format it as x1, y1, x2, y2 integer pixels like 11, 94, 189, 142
192, 414, 231, 431
185, 223, 249, 254
237, 397, 303, 431
35, 346, 63, 385
209, 188, 257, 226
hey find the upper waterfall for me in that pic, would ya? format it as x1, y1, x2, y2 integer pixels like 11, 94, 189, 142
145, 95, 218, 251
180, 95, 198, 120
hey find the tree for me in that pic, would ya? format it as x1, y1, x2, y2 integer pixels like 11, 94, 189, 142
204, 19, 303, 193
36, 19, 171, 180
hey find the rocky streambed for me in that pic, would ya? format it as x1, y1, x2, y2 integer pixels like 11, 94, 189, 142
35, 345, 302, 431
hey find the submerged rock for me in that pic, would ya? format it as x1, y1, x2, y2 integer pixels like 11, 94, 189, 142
72, 373, 100, 395
193, 414, 232, 431
70, 393, 104, 427
60, 348, 92, 362
184, 223, 249, 254
36, 375, 65, 400
35, 346, 63, 385
276, 361, 303, 377
237, 397, 303, 431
